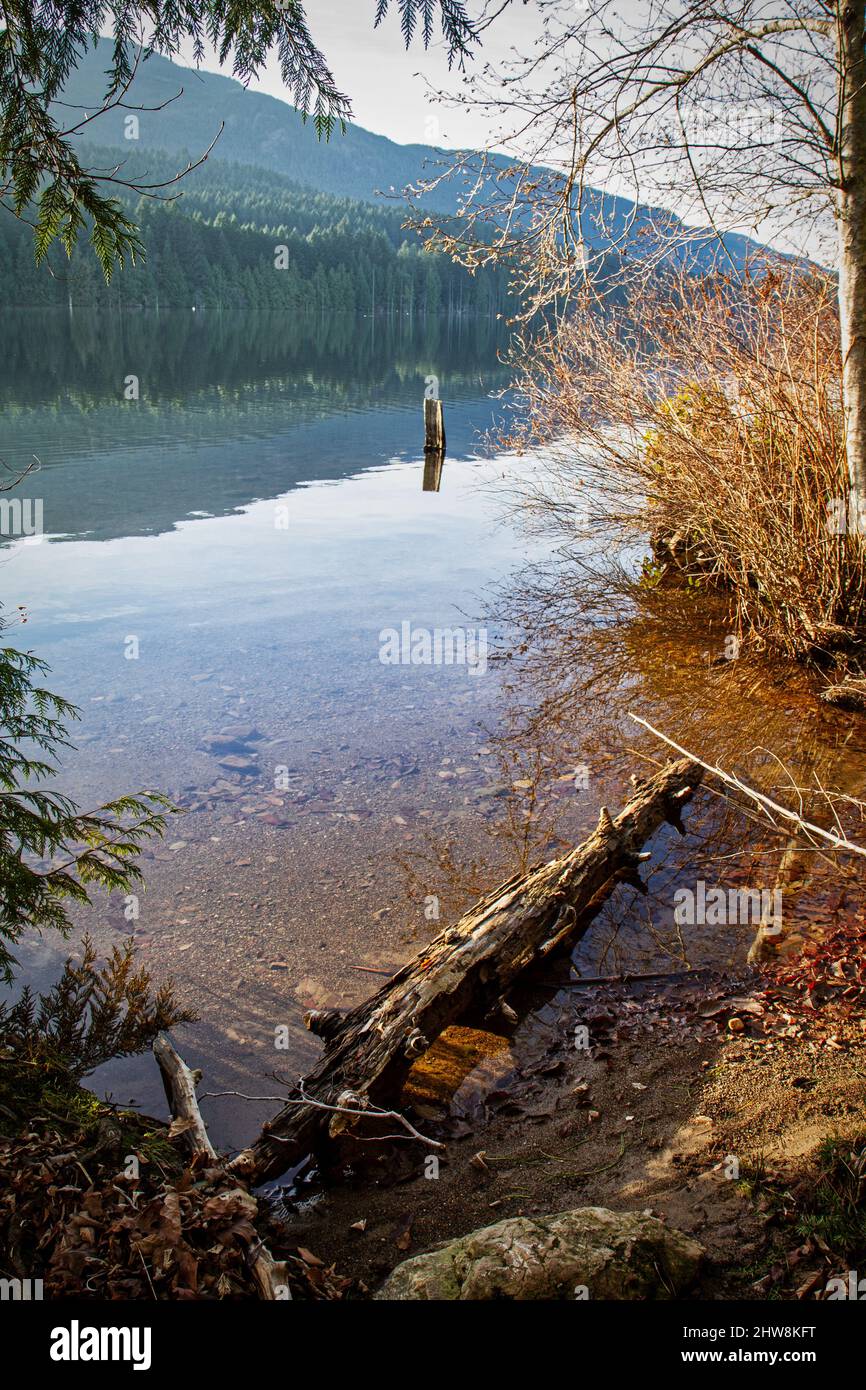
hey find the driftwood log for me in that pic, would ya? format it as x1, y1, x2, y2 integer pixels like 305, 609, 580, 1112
234, 757, 701, 1186
153, 1031, 291, 1299
154, 1032, 214, 1158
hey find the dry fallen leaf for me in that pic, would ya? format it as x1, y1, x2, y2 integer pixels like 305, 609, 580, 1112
297, 1246, 325, 1267
168, 1117, 196, 1139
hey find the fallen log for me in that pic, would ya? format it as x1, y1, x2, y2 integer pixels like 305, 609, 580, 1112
153, 1032, 291, 1300
234, 757, 701, 1186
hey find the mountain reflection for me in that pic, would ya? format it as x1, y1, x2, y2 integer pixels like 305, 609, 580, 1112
0, 309, 511, 544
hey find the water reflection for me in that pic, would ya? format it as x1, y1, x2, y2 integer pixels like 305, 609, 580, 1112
422, 452, 445, 493
0, 309, 511, 543
0, 310, 527, 1148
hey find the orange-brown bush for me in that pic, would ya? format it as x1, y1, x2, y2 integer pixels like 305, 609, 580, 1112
505, 268, 866, 661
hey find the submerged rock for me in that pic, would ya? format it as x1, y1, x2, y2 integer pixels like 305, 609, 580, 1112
471, 782, 512, 802
201, 726, 264, 755
216, 753, 258, 773
375, 1207, 703, 1301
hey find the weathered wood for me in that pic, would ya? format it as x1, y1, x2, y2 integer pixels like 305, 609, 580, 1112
153, 1032, 215, 1158
153, 1032, 290, 1301
304, 1008, 345, 1042
424, 397, 445, 453
249, 1244, 293, 1301
234, 757, 701, 1186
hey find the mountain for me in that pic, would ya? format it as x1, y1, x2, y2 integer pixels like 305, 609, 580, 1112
58, 40, 462, 212
56, 40, 762, 272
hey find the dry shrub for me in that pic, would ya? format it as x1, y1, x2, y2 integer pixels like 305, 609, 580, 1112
505, 267, 865, 661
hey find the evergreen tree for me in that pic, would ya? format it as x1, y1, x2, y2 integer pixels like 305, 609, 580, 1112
0, 616, 171, 983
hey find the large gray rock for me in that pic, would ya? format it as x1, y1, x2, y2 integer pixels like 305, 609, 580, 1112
375, 1207, 703, 1301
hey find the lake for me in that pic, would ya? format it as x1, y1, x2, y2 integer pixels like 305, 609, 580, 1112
0, 308, 556, 1148
5, 309, 860, 1158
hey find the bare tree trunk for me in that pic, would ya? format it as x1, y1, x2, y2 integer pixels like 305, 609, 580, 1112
837, 0, 866, 524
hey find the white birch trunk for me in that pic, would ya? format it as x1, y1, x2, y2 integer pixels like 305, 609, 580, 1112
837, 0, 866, 528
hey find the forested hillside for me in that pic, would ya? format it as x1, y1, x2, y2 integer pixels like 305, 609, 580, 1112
45, 39, 760, 288
56, 38, 458, 211
0, 38, 763, 311
0, 146, 512, 312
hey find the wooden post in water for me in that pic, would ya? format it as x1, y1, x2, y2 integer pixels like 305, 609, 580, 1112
422, 451, 445, 492
423, 397, 446, 492
424, 397, 445, 452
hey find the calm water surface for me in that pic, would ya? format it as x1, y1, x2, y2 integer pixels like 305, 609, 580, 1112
1, 309, 550, 1146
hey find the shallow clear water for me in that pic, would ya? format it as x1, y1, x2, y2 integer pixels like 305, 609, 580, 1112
9, 310, 854, 1156
1, 308, 546, 1146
